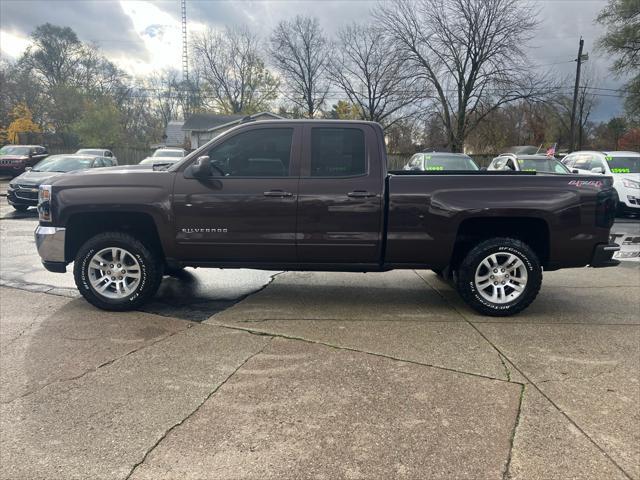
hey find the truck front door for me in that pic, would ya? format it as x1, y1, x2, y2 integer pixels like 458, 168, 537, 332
172, 125, 301, 263
296, 124, 383, 264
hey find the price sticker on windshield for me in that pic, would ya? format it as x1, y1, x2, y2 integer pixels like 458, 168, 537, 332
425, 166, 444, 171
611, 168, 630, 173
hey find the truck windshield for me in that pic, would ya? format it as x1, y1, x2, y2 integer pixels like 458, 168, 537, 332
607, 156, 640, 174
424, 155, 479, 171
32, 155, 94, 172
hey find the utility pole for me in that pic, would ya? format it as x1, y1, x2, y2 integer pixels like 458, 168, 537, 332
181, 0, 189, 82
180, 0, 191, 120
569, 37, 587, 152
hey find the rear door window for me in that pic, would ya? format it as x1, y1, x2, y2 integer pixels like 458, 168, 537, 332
310, 128, 366, 177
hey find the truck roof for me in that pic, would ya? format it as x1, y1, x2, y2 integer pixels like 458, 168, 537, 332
239, 119, 382, 127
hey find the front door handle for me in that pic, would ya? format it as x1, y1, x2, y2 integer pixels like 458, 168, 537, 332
347, 190, 377, 198
264, 190, 293, 198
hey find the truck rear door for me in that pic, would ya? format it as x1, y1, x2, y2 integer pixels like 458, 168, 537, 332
296, 124, 383, 264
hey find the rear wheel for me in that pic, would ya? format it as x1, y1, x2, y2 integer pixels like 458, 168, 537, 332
73, 232, 162, 311
456, 237, 542, 316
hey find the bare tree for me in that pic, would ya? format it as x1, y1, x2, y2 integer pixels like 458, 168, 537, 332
549, 68, 599, 150
192, 26, 279, 114
21, 23, 86, 89
329, 23, 425, 129
146, 70, 183, 125
269, 15, 330, 118
377, 0, 546, 152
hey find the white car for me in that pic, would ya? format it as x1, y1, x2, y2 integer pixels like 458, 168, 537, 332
140, 148, 186, 166
75, 149, 117, 165
563, 151, 639, 215
487, 154, 570, 174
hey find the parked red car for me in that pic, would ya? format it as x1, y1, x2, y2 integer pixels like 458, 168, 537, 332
0, 145, 49, 177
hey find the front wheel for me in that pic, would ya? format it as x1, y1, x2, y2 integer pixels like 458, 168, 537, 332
12, 205, 29, 212
455, 238, 542, 316
73, 232, 163, 311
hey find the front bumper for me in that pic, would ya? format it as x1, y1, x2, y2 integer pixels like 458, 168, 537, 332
618, 197, 640, 214
34, 226, 67, 273
614, 184, 640, 212
7, 187, 39, 207
590, 243, 620, 268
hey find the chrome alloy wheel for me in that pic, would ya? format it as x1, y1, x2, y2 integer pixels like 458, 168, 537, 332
474, 252, 528, 304
88, 247, 141, 299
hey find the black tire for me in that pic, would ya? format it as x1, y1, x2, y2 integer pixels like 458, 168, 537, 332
12, 205, 29, 212
455, 237, 542, 317
73, 231, 163, 311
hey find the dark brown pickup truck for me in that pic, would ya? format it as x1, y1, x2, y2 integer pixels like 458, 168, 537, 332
34, 120, 619, 316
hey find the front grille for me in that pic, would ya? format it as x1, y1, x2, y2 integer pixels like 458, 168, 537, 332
14, 185, 39, 200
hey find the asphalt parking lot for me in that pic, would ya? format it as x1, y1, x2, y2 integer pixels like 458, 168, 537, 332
0, 180, 638, 479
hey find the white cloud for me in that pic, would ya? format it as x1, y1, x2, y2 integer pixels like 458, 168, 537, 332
0, 29, 31, 60
117, 0, 205, 77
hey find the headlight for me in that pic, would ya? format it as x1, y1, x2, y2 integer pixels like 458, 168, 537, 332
38, 184, 52, 222
622, 178, 640, 189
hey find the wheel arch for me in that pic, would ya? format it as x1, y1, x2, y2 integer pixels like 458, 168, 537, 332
65, 211, 165, 263
451, 216, 550, 269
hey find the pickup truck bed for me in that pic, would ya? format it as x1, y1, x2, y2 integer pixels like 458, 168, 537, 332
33, 120, 619, 316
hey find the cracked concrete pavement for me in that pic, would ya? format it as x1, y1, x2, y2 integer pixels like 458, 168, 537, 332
1, 262, 638, 479
1, 188, 639, 479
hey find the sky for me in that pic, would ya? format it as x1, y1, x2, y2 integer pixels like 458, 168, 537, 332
0, 0, 631, 121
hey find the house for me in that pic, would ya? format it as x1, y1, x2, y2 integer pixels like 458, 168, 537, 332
163, 120, 187, 148
182, 112, 283, 149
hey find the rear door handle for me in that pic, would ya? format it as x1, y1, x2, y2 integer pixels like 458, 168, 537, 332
264, 190, 293, 198
347, 190, 377, 198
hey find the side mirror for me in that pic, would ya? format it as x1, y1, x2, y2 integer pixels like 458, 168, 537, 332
572, 169, 579, 174
25, 166, 32, 172
191, 155, 211, 178
591, 167, 605, 174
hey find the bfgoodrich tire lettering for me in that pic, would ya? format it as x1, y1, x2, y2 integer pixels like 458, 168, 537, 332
456, 237, 542, 317
73, 232, 162, 311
